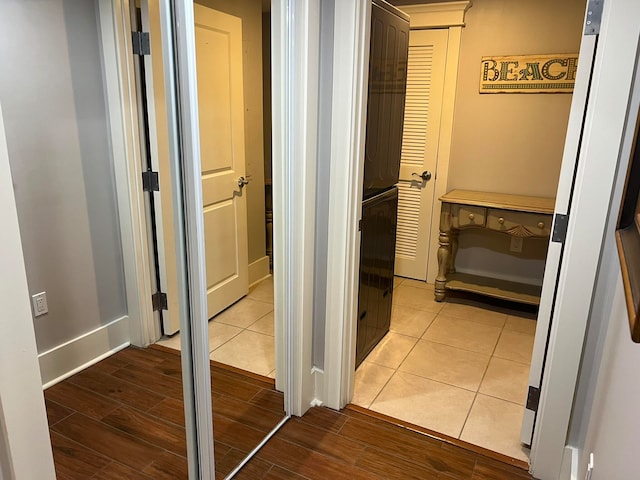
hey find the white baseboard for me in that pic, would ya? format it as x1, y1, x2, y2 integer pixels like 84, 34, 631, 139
249, 256, 271, 286
39, 316, 130, 389
312, 367, 325, 409
561, 446, 579, 480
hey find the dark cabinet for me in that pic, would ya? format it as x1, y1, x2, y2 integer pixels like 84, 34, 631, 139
356, 0, 409, 368
356, 187, 399, 368
362, 0, 409, 200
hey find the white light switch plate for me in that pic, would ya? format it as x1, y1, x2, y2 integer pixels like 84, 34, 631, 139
32, 292, 48, 317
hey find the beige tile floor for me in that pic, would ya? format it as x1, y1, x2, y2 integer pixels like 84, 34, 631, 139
156, 276, 275, 378
353, 276, 536, 462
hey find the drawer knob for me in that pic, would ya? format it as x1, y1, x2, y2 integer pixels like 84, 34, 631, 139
538, 221, 545, 229
468, 213, 475, 221
498, 217, 505, 225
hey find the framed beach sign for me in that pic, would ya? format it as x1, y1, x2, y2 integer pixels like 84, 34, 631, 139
480, 54, 579, 93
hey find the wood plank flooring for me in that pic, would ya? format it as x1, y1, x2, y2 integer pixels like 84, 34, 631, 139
46, 346, 535, 479
46, 346, 285, 479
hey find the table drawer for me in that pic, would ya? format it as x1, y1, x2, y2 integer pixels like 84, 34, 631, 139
486, 209, 552, 237
452, 205, 486, 228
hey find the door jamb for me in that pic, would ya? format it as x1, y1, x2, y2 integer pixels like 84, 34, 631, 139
98, 0, 157, 347
138, 0, 183, 338
321, 0, 371, 410
271, 0, 321, 415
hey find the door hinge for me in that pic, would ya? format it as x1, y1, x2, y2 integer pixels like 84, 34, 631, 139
142, 170, 160, 192
551, 213, 569, 243
152, 291, 168, 312
358, 219, 362, 231
584, 0, 603, 35
526, 386, 541, 412
132, 31, 151, 56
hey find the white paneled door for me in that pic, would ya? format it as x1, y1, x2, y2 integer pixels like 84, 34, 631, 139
395, 29, 448, 281
195, 5, 249, 319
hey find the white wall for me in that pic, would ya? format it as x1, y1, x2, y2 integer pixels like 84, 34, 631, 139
0, 0, 126, 355
576, 277, 640, 480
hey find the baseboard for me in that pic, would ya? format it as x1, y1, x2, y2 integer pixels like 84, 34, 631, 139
312, 367, 325, 409
39, 316, 130, 389
249, 256, 270, 286
561, 445, 579, 480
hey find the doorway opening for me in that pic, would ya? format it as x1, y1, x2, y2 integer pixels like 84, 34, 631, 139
153, 1, 277, 381
351, 0, 587, 464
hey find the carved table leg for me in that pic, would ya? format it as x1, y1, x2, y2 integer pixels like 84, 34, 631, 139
435, 205, 452, 302
448, 229, 459, 274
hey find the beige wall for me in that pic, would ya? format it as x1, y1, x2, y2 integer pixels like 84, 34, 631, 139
447, 0, 586, 198
197, 0, 267, 265
442, 0, 585, 285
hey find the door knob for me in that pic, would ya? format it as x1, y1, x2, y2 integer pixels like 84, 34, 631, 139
238, 176, 251, 188
412, 171, 432, 181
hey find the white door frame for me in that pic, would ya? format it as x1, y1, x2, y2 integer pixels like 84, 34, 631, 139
138, 0, 183, 338
520, 21, 597, 448
322, 0, 640, 478
320, 0, 372, 409
98, 0, 159, 347
271, 0, 321, 413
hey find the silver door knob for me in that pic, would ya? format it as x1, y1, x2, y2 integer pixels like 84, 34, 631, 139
238, 176, 251, 188
412, 171, 432, 181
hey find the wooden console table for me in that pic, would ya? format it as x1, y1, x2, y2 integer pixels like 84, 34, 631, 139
435, 190, 555, 305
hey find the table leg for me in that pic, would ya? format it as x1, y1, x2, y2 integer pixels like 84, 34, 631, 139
435, 207, 452, 302
449, 229, 459, 274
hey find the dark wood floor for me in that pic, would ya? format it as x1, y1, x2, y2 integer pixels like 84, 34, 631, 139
46, 346, 534, 479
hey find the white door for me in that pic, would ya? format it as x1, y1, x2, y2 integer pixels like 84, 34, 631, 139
195, 5, 249, 320
520, 34, 598, 444
395, 29, 448, 281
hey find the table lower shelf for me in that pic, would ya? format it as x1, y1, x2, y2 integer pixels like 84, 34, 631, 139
445, 272, 542, 306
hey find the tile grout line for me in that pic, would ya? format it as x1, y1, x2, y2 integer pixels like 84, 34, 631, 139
365, 369, 399, 410
458, 319, 508, 441
359, 312, 429, 408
